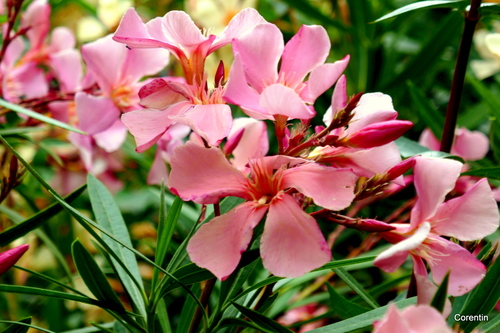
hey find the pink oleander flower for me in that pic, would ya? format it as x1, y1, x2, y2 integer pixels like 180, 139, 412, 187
373, 304, 455, 333
169, 142, 357, 279
311, 78, 411, 180
0, 244, 29, 277
224, 23, 349, 120
374, 156, 499, 297
113, 7, 266, 84
121, 76, 232, 151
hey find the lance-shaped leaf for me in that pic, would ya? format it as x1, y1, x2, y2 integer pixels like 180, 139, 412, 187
326, 283, 369, 319
462, 167, 500, 180
374, 0, 467, 22
2, 317, 32, 333
231, 302, 294, 333
71, 240, 125, 313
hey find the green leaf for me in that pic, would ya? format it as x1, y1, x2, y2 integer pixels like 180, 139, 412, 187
479, 313, 500, 332
277, 0, 348, 31
457, 256, 500, 332
462, 167, 500, 180
0, 185, 86, 247
307, 297, 417, 333
332, 267, 379, 309
407, 81, 445, 139
479, 3, 500, 16
87, 174, 146, 317
467, 74, 500, 120
0, 320, 56, 333
231, 302, 294, 333
177, 284, 201, 333
395, 136, 431, 158
490, 119, 500, 163
374, 0, 466, 22
71, 240, 125, 312
0, 99, 86, 134
0, 127, 45, 136
326, 283, 369, 319
2, 317, 32, 333
0, 284, 101, 306
158, 263, 214, 296
154, 298, 172, 333
315, 256, 376, 272
430, 271, 450, 313
218, 317, 270, 332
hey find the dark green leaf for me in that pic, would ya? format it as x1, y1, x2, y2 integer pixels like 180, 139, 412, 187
0, 284, 101, 306
218, 317, 270, 332
407, 81, 445, 139
278, 0, 348, 31
462, 167, 500, 180
479, 3, 500, 16
87, 174, 146, 317
0, 99, 85, 134
458, 256, 500, 332
479, 313, 500, 332
332, 267, 379, 309
177, 284, 201, 333
326, 283, 369, 319
374, 0, 466, 22
0, 185, 86, 247
2, 317, 32, 333
231, 302, 294, 333
490, 119, 500, 163
431, 271, 450, 313
467, 74, 500, 120
71, 240, 125, 312
307, 297, 417, 333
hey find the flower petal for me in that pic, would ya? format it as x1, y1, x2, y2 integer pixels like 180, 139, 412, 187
161, 11, 207, 55
260, 84, 314, 119
323, 74, 348, 125
452, 128, 489, 161
282, 163, 356, 210
75, 93, 120, 135
93, 119, 128, 152
260, 194, 331, 277
169, 141, 249, 204
187, 202, 267, 280
373, 304, 412, 333
410, 157, 462, 228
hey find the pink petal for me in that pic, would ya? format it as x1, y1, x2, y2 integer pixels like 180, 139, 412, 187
400, 304, 452, 332
427, 237, 486, 296
322, 74, 348, 125
260, 84, 314, 119
93, 119, 127, 152
139, 79, 188, 109
168, 141, 249, 204
374, 222, 431, 272
48, 27, 76, 51
50, 49, 82, 92
82, 35, 126, 92
431, 179, 499, 240
69, 132, 94, 171
75, 93, 120, 135
232, 23, 282, 92
303, 56, 349, 103
410, 157, 462, 228
161, 11, 208, 55
0, 244, 29, 277
8, 64, 48, 101
345, 120, 413, 148
418, 128, 440, 151
170, 104, 233, 146
228, 118, 269, 169
212, 8, 267, 51
280, 25, 330, 86
373, 304, 411, 333
452, 128, 489, 161
282, 163, 356, 210
121, 47, 170, 83
187, 202, 267, 280
342, 143, 403, 180
148, 149, 169, 185
346, 93, 397, 134
22, 0, 50, 49
260, 193, 331, 277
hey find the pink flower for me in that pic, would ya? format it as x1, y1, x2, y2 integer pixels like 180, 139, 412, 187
0, 244, 29, 277
224, 24, 348, 120
113, 8, 266, 84
121, 77, 232, 151
169, 142, 357, 279
373, 304, 453, 333
374, 156, 499, 296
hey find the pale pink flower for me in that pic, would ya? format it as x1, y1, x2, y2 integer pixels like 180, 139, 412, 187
224, 24, 349, 120
113, 7, 266, 84
224, 118, 269, 169
373, 304, 453, 333
0, 244, 29, 277
169, 142, 357, 279
375, 156, 499, 296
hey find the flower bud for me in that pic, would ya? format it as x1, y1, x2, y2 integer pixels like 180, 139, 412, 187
0, 244, 29, 277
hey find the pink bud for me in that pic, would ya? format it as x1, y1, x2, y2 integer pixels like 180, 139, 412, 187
344, 120, 413, 148
215, 60, 225, 87
386, 156, 416, 180
0, 244, 29, 277
356, 219, 396, 232
224, 127, 245, 156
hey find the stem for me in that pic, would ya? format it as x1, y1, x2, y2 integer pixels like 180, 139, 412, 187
188, 278, 217, 333
440, 0, 482, 153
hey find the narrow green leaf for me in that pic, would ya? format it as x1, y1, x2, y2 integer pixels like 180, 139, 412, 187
158, 263, 214, 296
315, 256, 376, 272
307, 297, 417, 333
458, 256, 500, 332
87, 174, 146, 317
218, 317, 269, 332
332, 267, 379, 309
431, 272, 450, 313
467, 74, 500, 120
462, 167, 500, 180
326, 283, 369, 319
2, 317, 32, 333
231, 302, 294, 333
0, 320, 55, 333
71, 240, 125, 312
0, 284, 101, 306
479, 3, 500, 16
407, 81, 445, 139
0, 127, 44, 135
479, 313, 500, 332
59, 323, 115, 333
177, 284, 201, 333
0, 185, 86, 246
154, 298, 172, 333
374, 0, 466, 22
0, 99, 86, 134
490, 119, 500, 163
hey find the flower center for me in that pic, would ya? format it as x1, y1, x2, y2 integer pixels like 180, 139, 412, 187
245, 159, 285, 204
111, 83, 138, 110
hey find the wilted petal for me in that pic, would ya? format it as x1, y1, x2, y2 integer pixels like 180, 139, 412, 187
260, 194, 331, 277
187, 202, 267, 280
169, 141, 249, 204
427, 236, 486, 296
0, 244, 29, 277
410, 157, 462, 228
260, 84, 314, 119
282, 163, 356, 210
75, 93, 120, 135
